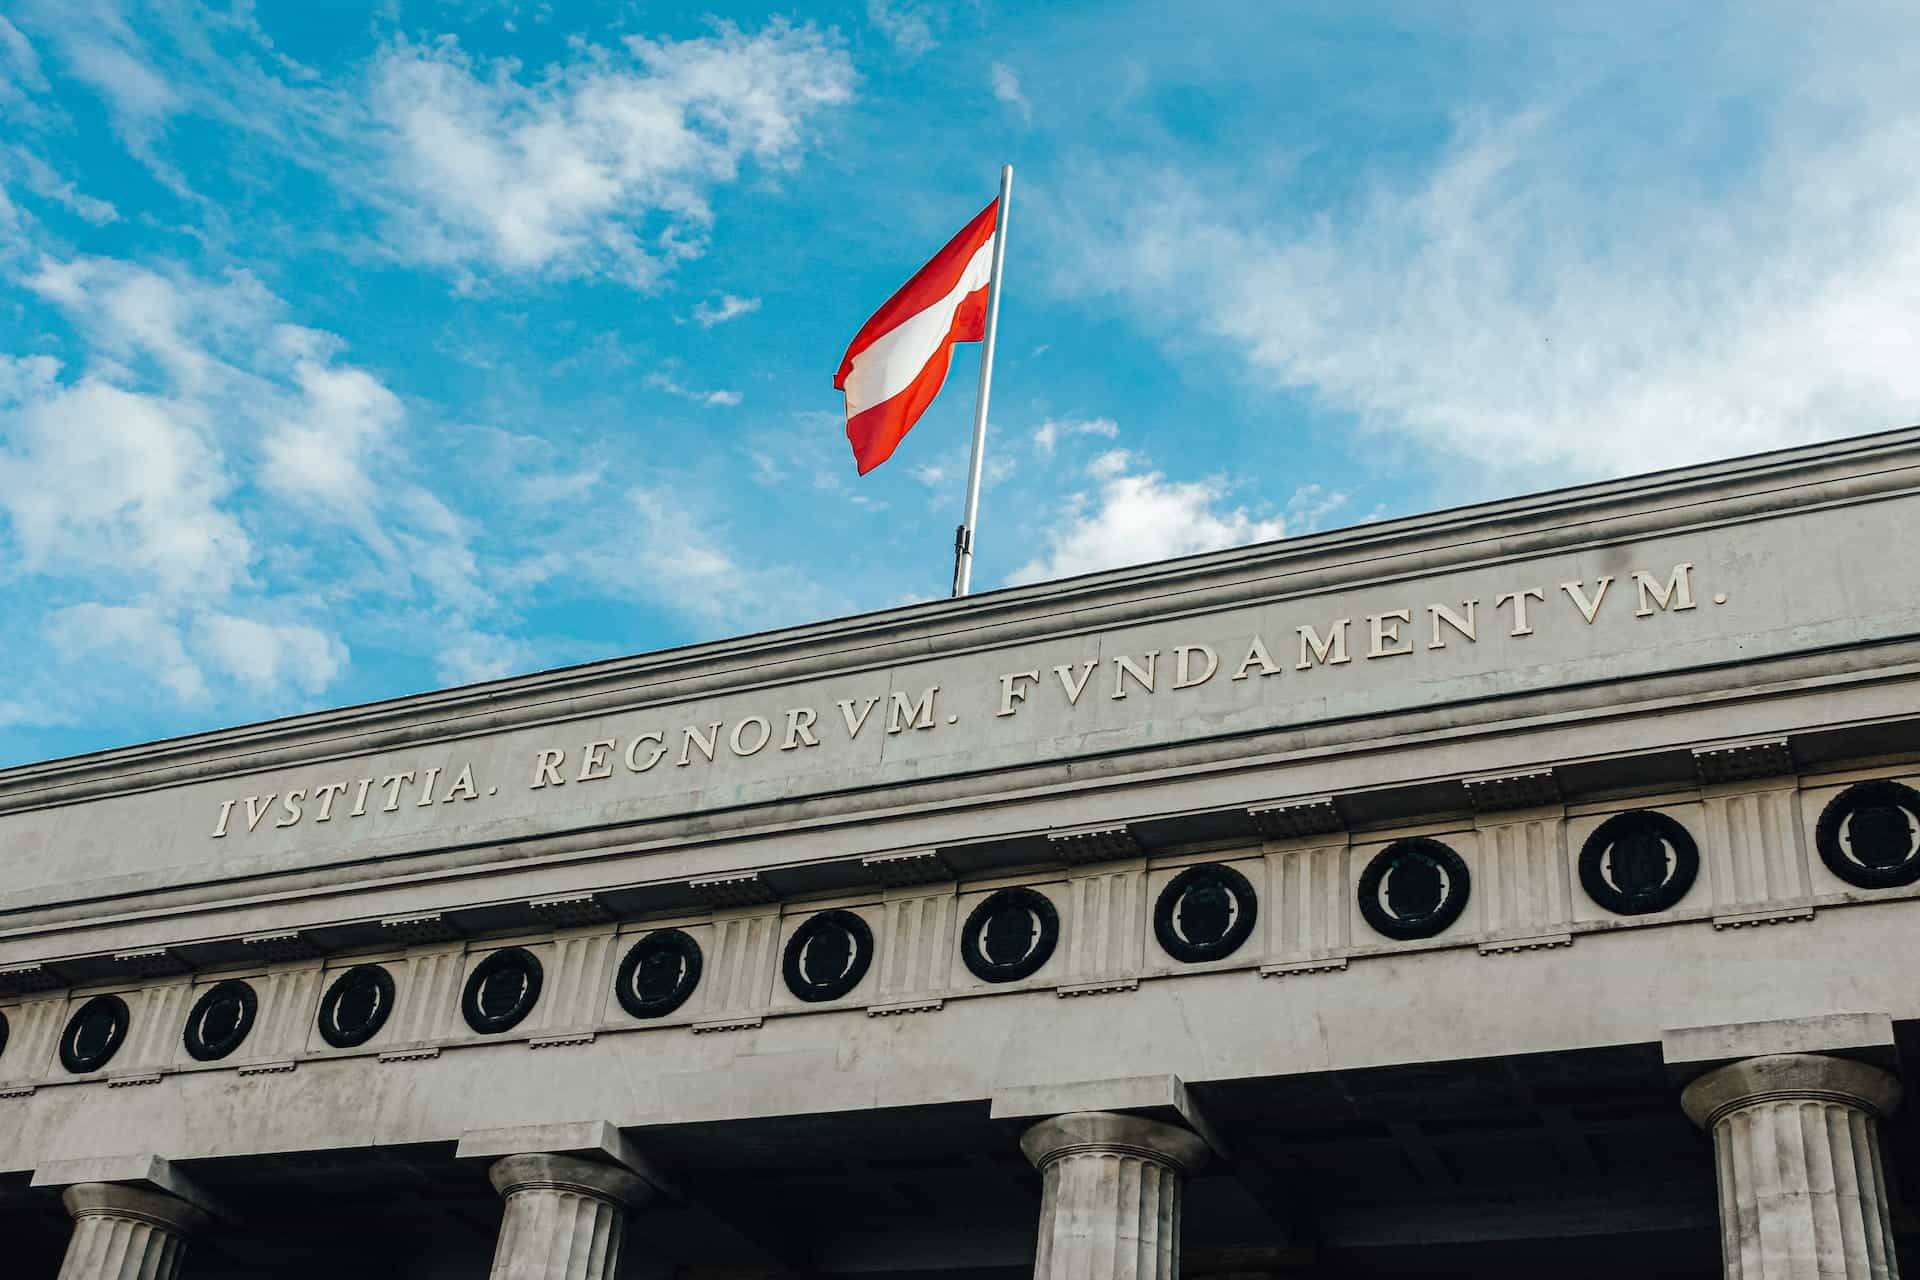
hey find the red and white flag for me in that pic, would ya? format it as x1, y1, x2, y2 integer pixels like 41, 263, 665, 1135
834, 198, 998, 475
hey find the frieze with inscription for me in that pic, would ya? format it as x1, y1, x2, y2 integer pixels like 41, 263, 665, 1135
207, 561, 1711, 840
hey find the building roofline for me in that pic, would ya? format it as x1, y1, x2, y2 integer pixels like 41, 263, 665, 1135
4, 423, 1917, 795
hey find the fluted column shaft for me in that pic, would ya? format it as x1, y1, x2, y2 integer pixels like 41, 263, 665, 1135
55, 1183, 209, 1280
1683, 1053, 1903, 1280
1021, 1111, 1210, 1280
487, 1154, 650, 1280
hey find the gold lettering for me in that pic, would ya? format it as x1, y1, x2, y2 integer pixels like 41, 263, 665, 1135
530, 749, 566, 789
1231, 636, 1282, 680
624, 732, 667, 772
313, 781, 349, 821
1560, 576, 1613, 624
1368, 611, 1413, 659
1111, 651, 1158, 699
244, 794, 276, 833
730, 716, 773, 756
678, 722, 723, 766
441, 763, 480, 802
1428, 601, 1477, 649
1493, 588, 1545, 636
886, 686, 938, 733
781, 708, 819, 750
998, 670, 1041, 717
1053, 661, 1097, 705
1633, 563, 1696, 616
578, 740, 616, 782
1297, 621, 1351, 669
379, 772, 415, 812
1173, 645, 1218, 688
838, 695, 881, 738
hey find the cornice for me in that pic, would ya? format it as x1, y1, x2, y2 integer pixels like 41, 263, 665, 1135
2, 425, 1918, 809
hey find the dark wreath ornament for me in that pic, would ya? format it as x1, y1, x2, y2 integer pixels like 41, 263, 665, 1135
1817, 779, 1920, 889
961, 887, 1059, 982
183, 979, 258, 1062
1154, 864, 1258, 963
1358, 838, 1471, 940
783, 910, 874, 1003
1579, 810, 1700, 915
317, 964, 397, 1049
60, 994, 130, 1074
615, 929, 704, 1018
462, 947, 544, 1034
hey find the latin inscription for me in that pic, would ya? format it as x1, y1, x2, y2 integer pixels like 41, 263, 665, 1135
211, 562, 1710, 838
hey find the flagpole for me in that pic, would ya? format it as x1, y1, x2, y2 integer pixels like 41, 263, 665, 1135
951, 163, 1013, 598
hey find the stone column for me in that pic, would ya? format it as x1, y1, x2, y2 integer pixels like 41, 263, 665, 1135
55, 1183, 209, 1280
1020, 1111, 1210, 1280
487, 1153, 651, 1280
1681, 1053, 1903, 1280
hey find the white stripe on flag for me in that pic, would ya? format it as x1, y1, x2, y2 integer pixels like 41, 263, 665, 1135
840, 236, 996, 417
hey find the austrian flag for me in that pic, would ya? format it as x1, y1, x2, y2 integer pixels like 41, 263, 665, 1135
834, 199, 999, 475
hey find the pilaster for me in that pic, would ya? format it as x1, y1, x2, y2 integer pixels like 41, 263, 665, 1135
1682, 1053, 1902, 1280
1020, 1111, 1209, 1280
487, 1153, 650, 1280
54, 1183, 209, 1280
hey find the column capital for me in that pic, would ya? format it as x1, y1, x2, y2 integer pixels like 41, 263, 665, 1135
1019, 1110, 1210, 1175
60, 1182, 210, 1236
488, 1153, 652, 1209
1681, 1052, 1902, 1130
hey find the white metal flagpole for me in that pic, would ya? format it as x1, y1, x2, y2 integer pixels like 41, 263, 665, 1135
951, 163, 1013, 598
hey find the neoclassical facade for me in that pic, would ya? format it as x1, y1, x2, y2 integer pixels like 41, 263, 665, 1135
4, 429, 1920, 1279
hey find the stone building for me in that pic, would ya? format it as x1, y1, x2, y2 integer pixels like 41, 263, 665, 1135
4, 428, 1920, 1280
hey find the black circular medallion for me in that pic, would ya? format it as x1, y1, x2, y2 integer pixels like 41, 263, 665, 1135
1817, 780, 1920, 889
60, 994, 130, 1073
1579, 810, 1700, 915
615, 929, 703, 1018
183, 979, 258, 1062
782, 910, 874, 1002
462, 947, 544, 1034
1155, 864, 1258, 963
961, 888, 1059, 982
0, 1008, 9, 1061
1358, 838, 1471, 940
317, 964, 396, 1048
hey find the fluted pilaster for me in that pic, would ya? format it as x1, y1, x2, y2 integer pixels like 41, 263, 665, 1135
1021, 1111, 1210, 1280
1683, 1053, 1903, 1280
487, 1153, 650, 1280
55, 1183, 209, 1280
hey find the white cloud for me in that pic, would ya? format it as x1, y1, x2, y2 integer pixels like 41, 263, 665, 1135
1008, 450, 1285, 586
0, 361, 250, 598
260, 355, 406, 544
45, 605, 208, 704
2, 253, 505, 719
1049, 36, 1920, 482
366, 22, 854, 288
691, 293, 761, 327
1284, 483, 1350, 533
990, 62, 1030, 125
1032, 415, 1118, 456
578, 486, 845, 632
867, 0, 939, 57
197, 613, 348, 696
8, 149, 118, 224
647, 371, 743, 407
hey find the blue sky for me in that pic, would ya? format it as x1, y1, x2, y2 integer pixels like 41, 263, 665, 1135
2, 1, 1918, 765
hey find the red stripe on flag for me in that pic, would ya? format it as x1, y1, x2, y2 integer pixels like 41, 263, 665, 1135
845, 285, 989, 475
834, 199, 998, 390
